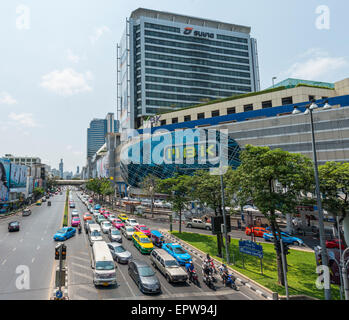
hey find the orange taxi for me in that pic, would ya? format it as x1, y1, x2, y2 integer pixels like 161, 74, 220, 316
83, 213, 93, 221
245, 226, 268, 238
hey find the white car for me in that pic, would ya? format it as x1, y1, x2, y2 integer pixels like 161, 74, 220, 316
121, 226, 135, 240
126, 218, 139, 227
108, 214, 117, 222
101, 221, 113, 234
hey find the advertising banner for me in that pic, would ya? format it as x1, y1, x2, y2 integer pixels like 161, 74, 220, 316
0, 159, 10, 203
96, 155, 109, 178
10, 163, 28, 191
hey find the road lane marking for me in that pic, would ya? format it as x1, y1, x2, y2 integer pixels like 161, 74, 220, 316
32, 258, 35, 263
2, 259, 6, 265
20, 239, 23, 243
41, 238, 44, 241
12, 247, 16, 252
36, 245, 40, 250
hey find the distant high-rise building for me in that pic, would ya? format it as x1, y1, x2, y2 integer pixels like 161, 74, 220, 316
87, 113, 118, 159
59, 159, 64, 179
76, 166, 80, 175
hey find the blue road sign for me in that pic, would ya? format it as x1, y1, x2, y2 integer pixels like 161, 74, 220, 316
55, 290, 63, 299
239, 240, 263, 259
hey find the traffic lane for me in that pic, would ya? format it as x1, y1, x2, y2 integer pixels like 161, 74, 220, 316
0, 194, 65, 299
68, 192, 139, 300
74, 194, 256, 300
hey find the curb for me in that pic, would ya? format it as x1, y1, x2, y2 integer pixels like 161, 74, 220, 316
163, 231, 275, 300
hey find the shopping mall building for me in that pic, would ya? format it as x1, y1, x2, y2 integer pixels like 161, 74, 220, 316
105, 77, 349, 193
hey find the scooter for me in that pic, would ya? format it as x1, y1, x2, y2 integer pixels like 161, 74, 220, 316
203, 272, 215, 290
225, 274, 237, 290
188, 269, 199, 286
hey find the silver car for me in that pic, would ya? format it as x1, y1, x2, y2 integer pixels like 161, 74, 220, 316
126, 218, 139, 227
108, 228, 122, 243
121, 226, 135, 240
101, 221, 113, 234
107, 242, 132, 264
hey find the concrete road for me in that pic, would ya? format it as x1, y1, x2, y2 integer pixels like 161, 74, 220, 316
67, 191, 263, 300
0, 193, 66, 299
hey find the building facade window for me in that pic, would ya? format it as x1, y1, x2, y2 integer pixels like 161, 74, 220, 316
282, 96, 293, 105
184, 115, 191, 122
160, 119, 166, 126
309, 95, 315, 101
262, 100, 273, 109
172, 117, 178, 124
227, 107, 236, 114
244, 104, 253, 112
197, 113, 205, 120
211, 110, 220, 117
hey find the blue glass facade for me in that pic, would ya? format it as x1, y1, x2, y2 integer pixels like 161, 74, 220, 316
120, 129, 241, 187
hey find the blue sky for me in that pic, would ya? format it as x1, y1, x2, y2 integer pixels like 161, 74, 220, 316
0, 0, 348, 172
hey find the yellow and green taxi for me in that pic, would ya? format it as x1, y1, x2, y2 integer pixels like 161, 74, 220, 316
36, 200, 42, 206
132, 232, 153, 254
118, 213, 128, 222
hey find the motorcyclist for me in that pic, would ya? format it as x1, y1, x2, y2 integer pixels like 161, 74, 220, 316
219, 264, 229, 285
202, 261, 212, 279
78, 223, 82, 234
185, 261, 195, 281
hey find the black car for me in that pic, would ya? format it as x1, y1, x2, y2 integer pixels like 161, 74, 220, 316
128, 260, 161, 294
8, 221, 20, 232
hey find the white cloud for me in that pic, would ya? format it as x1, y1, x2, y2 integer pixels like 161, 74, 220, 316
66, 145, 73, 151
40, 68, 93, 96
73, 151, 83, 156
65, 49, 81, 63
0, 92, 17, 105
8, 112, 38, 128
282, 49, 348, 80
90, 26, 110, 44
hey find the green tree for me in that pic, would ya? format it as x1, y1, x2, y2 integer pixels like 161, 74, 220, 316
319, 162, 349, 247
156, 175, 192, 233
140, 174, 160, 217
229, 145, 314, 285
33, 187, 44, 199
190, 169, 234, 257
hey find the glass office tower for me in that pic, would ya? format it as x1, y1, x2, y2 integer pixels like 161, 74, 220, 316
117, 8, 260, 132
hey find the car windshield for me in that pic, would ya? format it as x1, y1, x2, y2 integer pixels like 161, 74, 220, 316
103, 223, 111, 227
115, 220, 122, 223
173, 247, 186, 254
95, 261, 114, 270
57, 229, 66, 234
11, 222, 19, 226
129, 220, 137, 223
126, 227, 134, 232
138, 266, 155, 277
140, 237, 150, 243
140, 227, 148, 231
114, 246, 125, 253
111, 230, 120, 235
165, 260, 179, 268
91, 231, 101, 237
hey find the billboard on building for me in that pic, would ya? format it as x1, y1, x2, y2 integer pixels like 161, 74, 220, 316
9, 164, 27, 191
96, 155, 109, 178
0, 159, 10, 203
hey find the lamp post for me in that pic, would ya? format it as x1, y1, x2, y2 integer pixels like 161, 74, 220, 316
292, 99, 332, 300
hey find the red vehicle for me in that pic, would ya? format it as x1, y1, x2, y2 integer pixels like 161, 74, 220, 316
135, 225, 151, 237
112, 219, 125, 230
102, 211, 110, 219
245, 227, 268, 238
326, 239, 345, 250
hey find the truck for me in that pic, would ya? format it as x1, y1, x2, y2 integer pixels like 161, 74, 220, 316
186, 218, 212, 230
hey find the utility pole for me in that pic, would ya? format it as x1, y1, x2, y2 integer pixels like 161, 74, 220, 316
279, 238, 289, 300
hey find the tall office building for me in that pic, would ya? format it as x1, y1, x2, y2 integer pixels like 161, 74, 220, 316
117, 8, 260, 131
87, 113, 118, 159
59, 159, 64, 179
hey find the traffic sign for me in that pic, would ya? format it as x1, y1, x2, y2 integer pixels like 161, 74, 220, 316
239, 240, 263, 259
55, 290, 63, 299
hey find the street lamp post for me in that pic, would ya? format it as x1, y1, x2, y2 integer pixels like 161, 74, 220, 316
293, 100, 332, 300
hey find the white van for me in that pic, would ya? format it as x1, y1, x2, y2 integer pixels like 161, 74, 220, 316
91, 241, 117, 286
88, 224, 103, 246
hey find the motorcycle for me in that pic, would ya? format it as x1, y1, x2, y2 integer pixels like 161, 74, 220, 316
206, 259, 217, 274
187, 269, 199, 286
78, 224, 82, 234
202, 271, 215, 290
219, 269, 237, 290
